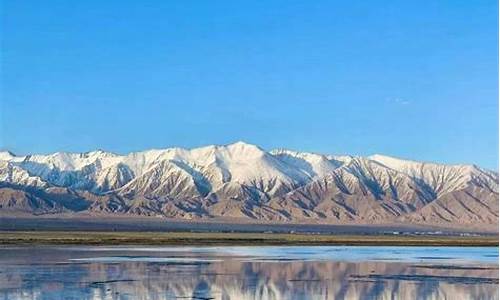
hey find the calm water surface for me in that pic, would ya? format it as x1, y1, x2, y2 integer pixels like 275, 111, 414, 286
0, 246, 497, 300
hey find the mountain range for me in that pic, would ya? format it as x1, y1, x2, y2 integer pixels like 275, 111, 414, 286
0, 141, 497, 230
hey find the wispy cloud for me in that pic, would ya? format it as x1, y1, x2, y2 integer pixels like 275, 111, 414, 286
386, 97, 411, 105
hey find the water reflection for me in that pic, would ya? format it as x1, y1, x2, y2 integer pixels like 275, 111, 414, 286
0, 246, 497, 299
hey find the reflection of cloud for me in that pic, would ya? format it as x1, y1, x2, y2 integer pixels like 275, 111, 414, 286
386, 97, 411, 105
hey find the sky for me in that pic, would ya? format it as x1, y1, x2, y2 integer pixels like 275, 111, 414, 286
1, 1, 498, 169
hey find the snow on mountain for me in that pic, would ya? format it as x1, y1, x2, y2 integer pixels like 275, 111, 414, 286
118, 159, 210, 199
0, 161, 48, 188
0, 142, 497, 228
369, 154, 498, 197
270, 149, 342, 179
0, 151, 16, 161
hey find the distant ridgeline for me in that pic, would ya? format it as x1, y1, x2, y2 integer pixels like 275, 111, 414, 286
0, 142, 498, 230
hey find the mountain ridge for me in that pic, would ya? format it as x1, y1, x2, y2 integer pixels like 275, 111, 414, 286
0, 142, 497, 230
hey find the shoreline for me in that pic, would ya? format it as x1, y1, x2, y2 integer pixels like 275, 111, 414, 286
1, 216, 496, 235
0, 231, 497, 247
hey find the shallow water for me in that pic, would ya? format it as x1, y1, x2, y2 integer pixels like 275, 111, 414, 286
0, 246, 497, 299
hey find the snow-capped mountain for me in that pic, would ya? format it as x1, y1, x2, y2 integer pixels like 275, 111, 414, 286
0, 142, 497, 229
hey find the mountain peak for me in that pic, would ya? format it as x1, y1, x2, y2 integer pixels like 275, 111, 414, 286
83, 149, 117, 158
228, 141, 258, 147
368, 154, 424, 169
0, 150, 16, 161
368, 154, 481, 171
226, 141, 264, 154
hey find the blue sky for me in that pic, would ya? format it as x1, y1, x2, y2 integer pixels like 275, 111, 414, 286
2, 1, 498, 169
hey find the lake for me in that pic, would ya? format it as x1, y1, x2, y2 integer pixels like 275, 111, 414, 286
0, 246, 497, 299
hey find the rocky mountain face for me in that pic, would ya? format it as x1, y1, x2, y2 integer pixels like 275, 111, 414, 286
0, 142, 497, 229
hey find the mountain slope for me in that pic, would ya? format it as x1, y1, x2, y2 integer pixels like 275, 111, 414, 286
0, 142, 497, 230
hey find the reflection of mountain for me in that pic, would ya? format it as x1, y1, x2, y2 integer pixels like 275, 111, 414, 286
1, 142, 498, 230
0, 248, 498, 300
